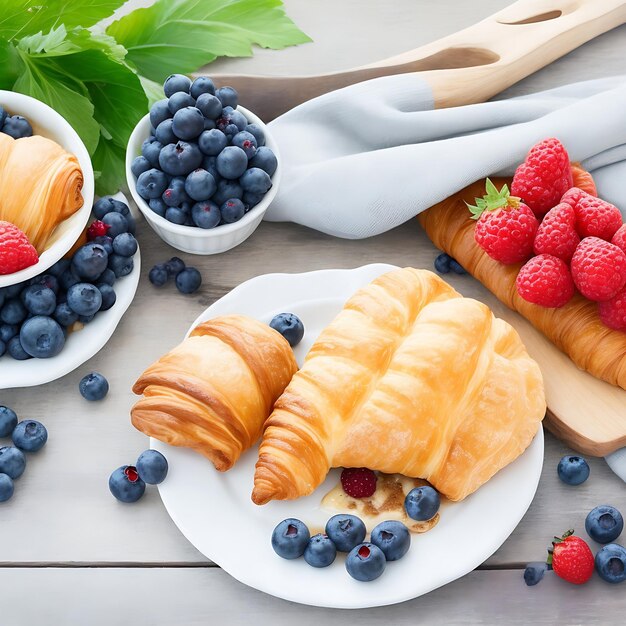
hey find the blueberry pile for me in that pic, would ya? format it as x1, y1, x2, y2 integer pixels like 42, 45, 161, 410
132, 74, 277, 228
0, 405, 47, 503
109, 449, 168, 503
149, 257, 202, 295
271, 514, 411, 582
0, 196, 137, 360
0, 105, 33, 139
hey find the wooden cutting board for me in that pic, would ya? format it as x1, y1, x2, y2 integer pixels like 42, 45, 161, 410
419, 181, 626, 457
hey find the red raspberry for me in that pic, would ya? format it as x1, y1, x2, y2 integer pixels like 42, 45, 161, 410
511, 138, 573, 218
0, 220, 39, 275
598, 286, 626, 331
533, 202, 580, 262
470, 179, 538, 264
561, 188, 623, 241
87, 220, 110, 240
570, 237, 626, 302
516, 254, 574, 308
340, 468, 377, 498
611, 224, 626, 255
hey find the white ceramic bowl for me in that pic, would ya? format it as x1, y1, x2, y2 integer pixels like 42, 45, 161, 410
126, 106, 281, 254
0, 90, 94, 288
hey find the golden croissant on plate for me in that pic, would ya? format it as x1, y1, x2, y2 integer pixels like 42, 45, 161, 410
0, 132, 83, 252
131, 315, 298, 471
252, 268, 545, 505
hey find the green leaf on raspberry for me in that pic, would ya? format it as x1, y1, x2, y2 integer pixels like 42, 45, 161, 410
466, 178, 521, 219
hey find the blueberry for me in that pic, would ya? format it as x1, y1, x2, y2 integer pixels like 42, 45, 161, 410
0, 340, 5, 357
78, 314, 95, 324
167, 91, 196, 115
59, 267, 80, 291
216, 146, 248, 180
198, 128, 227, 156
30, 273, 59, 294
131, 155, 151, 178
557, 455, 590, 485
93, 197, 132, 221
196, 93, 222, 120
164, 74, 191, 98
304, 533, 337, 568
136, 449, 168, 484
175, 267, 202, 294
184, 168, 217, 201
97, 284, 116, 311
269, 313, 304, 347
155, 118, 177, 145
245, 123, 265, 147
165, 207, 187, 225
370, 520, 411, 561
53, 302, 78, 327
203, 118, 216, 131
1, 298, 27, 325
249, 147, 277, 177
2, 115, 33, 139
212, 179, 243, 206
231, 131, 257, 159
434, 253, 451, 274
149, 264, 169, 287
162, 177, 189, 207
98, 268, 116, 287
325, 514, 366, 552
586, 505, 624, 544
190, 76, 215, 99
109, 465, 146, 503
243, 191, 264, 210
159, 141, 203, 176
136, 168, 169, 200
0, 446, 26, 479
72, 243, 109, 280
0, 473, 13, 502
240, 167, 272, 195
79, 371, 109, 401
4, 284, 23, 299
166, 257, 185, 277
220, 199, 245, 224
101, 212, 129, 238
112, 233, 138, 257
222, 123, 239, 140
595, 544, 626, 584
450, 259, 466, 274
12, 420, 47, 452
7, 336, 31, 360
191, 201, 220, 229
67, 283, 102, 316
0, 106, 6, 127
346, 543, 386, 582
108, 254, 134, 278
405, 486, 440, 521
0, 324, 17, 343
271, 518, 310, 559
524, 562, 548, 586
20, 316, 65, 358
141, 137, 163, 168
149, 198, 167, 217
172, 106, 204, 141
149, 99, 172, 129
21, 285, 56, 316
215, 86, 238, 108
229, 110, 248, 132
201, 155, 220, 182
47, 258, 70, 278
0, 406, 18, 437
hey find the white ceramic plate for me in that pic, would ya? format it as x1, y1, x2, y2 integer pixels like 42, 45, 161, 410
0, 193, 140, 389
154, 263, 544, 609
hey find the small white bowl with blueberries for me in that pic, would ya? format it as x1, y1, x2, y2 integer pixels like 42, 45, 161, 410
126, 74, 280, 254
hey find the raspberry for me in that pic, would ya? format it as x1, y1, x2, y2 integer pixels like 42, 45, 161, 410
0, 220, 39, 275
561, 188, 622, 241
533, 202, 580, 262
598, 286, 626, 331
516, 254, 574, 308
340, 467, 377, 498
611, 224, 626, 255
511, 138, 573, 218
570, 237, 626, 302
87, 220, 110, 240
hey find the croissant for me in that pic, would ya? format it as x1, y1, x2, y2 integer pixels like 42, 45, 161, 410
0, 133, 83, 252
131, 315, 298, 471
252, 268, 545, 505
417, 178, 626, 391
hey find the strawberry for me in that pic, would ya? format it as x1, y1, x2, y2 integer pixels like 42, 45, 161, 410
611, 224, 626, 255
469, 178, 539, 264
87, 220, 110, 240
0, 221, 38, 275
511, 138, 573, 218
533, 202, 580, 262
598, 286, 626, 331
516, 254, 574, 308
340, 468, 377, 498
548, 530, 594, 585
561, 188, 623, 241
570, 237, 626, 302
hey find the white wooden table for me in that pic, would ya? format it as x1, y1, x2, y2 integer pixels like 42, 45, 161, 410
2, 1, 626, 623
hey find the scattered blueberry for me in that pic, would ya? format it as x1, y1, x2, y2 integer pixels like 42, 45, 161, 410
112, 233, 138, 257
370, 520, 411, 561
595, 544, 626, 584
131, 155, 151, 178
190, 76, 215, 99
167, 91, 196, 115
215, 86, 238, 108
12, 420, 47, 452
97, 283, 117, 311
196, 93, 223, 120
2, 115, 33, 139
450, 259, 466, 274
175, 267, 202, 294
586, 505, 624, 544
149, 264, 169, 287
524, 562, 548, 586
405, 485, 440, 521
108, 254, 134, 278
434, 253, 451, 274
67, 283, 102, 316
249, 146, 277, 177
166, 257, 185, 277
0, 446, 26, 479
271, 518, 310, 559
557, 455, 590, 486
163, 74, 192, 98
72, 243, 109, 280
0, 473, 13, 502
19, 316, 65, 358
269, 313, 304, 347
21, 285, 56, 316
109, 465, 146, 503
172, 106, 204, 140
220, 199, 245, 224
346, 543, 386, 582
136, 450, 168, 484
304, 534, 337, 568
79, 371, 109, 401
0, 406, 18, 438
325, 514, 366, 552
216, 146, 248, 179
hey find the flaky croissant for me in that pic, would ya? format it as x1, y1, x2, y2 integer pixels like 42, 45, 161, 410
418, 178, 626, 391
131, 315, 298, 471
252, 268, 545, 505
0, 133, 83, 252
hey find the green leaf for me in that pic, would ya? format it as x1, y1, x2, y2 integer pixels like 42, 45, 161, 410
466, 178, 521, 219
0, 0, 126, 41
139, 75, 165, 108
107, 0, 311, 83
0, 39, 23, 89
92, 136, 126, 196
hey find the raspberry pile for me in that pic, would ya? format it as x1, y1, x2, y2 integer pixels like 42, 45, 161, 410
471, 138, 626, 331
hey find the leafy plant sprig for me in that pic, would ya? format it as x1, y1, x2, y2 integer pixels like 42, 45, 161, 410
466, 178, 521, 220
0, 0, 311, 195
